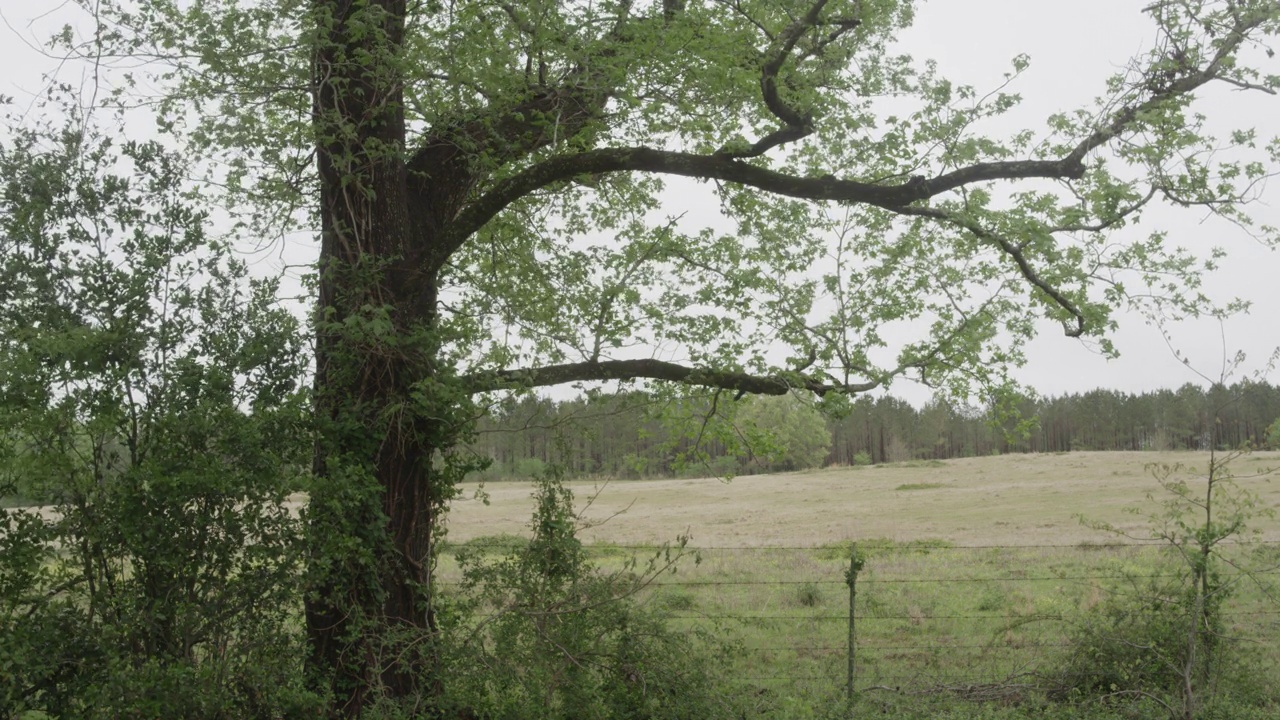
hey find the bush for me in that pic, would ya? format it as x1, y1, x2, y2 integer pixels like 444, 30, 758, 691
794, 582, 823, 607
1265, 417, 1280, 450
1053, 575, 1225, 702
1051, 571, 1275, 719
434, 471, 743, 720
514, 457, 550, 478
0, 123, 318, 718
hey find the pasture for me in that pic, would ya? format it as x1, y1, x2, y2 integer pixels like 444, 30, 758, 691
442, 451, 1280, 718
447, 450, 1280, 547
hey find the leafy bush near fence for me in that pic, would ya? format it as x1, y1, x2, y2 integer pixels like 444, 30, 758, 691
431, 472, 745, 720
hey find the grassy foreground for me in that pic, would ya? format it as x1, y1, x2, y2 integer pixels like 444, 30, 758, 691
441, 451, 1280, 719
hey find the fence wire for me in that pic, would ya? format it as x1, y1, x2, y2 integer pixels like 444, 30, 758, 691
439, 540, 1280, 691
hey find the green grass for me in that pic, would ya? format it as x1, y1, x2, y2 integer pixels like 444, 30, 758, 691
434, 539, 1280, 718
437, 451, 1280, 717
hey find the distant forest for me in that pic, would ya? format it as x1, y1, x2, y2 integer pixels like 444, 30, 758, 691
469, 382, 1280, 480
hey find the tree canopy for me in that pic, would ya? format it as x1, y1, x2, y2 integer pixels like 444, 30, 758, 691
10, 0, 1280, 714
70, 0, 1278, 400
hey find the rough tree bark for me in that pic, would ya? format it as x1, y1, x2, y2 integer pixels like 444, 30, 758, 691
305, 0, 447, 710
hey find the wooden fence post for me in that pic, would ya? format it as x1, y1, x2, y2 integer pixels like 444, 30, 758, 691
846, 544, 864, 715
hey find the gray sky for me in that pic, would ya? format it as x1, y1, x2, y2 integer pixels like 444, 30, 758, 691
3, 0, 1276, 404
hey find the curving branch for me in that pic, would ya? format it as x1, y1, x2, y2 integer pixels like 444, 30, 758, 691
898, 205, 1088, 337
717, 0, 862, 159
461, 358, 880, 396
441, 149, 1086, 260
1064, 2, 1275, 167
758, 0, 827, 129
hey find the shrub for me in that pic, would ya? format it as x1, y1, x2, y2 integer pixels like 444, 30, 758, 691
1265, 417, 1280, 450
795, 582, 823, 607
0, 123, 317, 719
1054, 576, 1219, 700
434, 470, 743, 720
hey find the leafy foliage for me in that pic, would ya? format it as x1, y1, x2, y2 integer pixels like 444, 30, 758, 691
1055, 574, 1225, 702
1266, 416, 1280, 449
736, 393, 832, 472
0, 114, 316, 717
468, 383, 1280, 478
1071, 450, 1278, 717
436, 471, 742, 720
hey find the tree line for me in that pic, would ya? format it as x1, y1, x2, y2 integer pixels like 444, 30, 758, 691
469, 382, 1280, 479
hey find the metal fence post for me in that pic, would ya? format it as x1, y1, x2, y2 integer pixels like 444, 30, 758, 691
846, 544, 864, 715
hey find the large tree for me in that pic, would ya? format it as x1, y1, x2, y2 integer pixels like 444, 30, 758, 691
43, 0, 1280, 714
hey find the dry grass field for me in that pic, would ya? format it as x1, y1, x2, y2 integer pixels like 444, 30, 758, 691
441, 450, 1280, 711
447, 450, 1280, 547
14, 450, 1275, 715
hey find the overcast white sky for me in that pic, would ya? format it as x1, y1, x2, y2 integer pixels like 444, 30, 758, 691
897, 1, 1280, 402
2, 0, 1277, 405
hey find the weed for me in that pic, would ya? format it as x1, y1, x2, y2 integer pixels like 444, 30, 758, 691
794, 582, 823, 607
894, 482, 948, 491
656, 588, 699, 612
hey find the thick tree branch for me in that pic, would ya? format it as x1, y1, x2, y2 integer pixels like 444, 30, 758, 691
759, 0, 827, 129
461, 358, 880, 396
407, 0, 661, 179
408, 83, 611, 181
443, 149, 1086, 256
718, 0, 862, 159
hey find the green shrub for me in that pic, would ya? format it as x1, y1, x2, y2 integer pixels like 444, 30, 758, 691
435, 471, 743, 720
450, 532, 530, 555
794, 582, 823, 607
0, 127, 318, 719
1265, 417, 1280, 450
1053, 576, 1224, 701
514, 457, 550, 478
656, 588, 699, 612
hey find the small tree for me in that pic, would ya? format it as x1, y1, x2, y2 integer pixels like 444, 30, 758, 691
1073, 348, 1279, 718
1072, 451, 1276, 719
0, 110, 315, 717
440, 471, 738, 720
1265, 416, 1280, 450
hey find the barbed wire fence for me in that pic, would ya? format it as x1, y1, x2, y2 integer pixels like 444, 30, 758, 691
441, 539, 1280, 703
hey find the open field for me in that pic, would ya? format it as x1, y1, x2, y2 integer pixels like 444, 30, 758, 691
441, 451, 1280, 716
447, 450, 1280, 547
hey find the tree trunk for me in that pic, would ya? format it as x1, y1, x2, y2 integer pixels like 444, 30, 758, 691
303, 0, 456, 714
